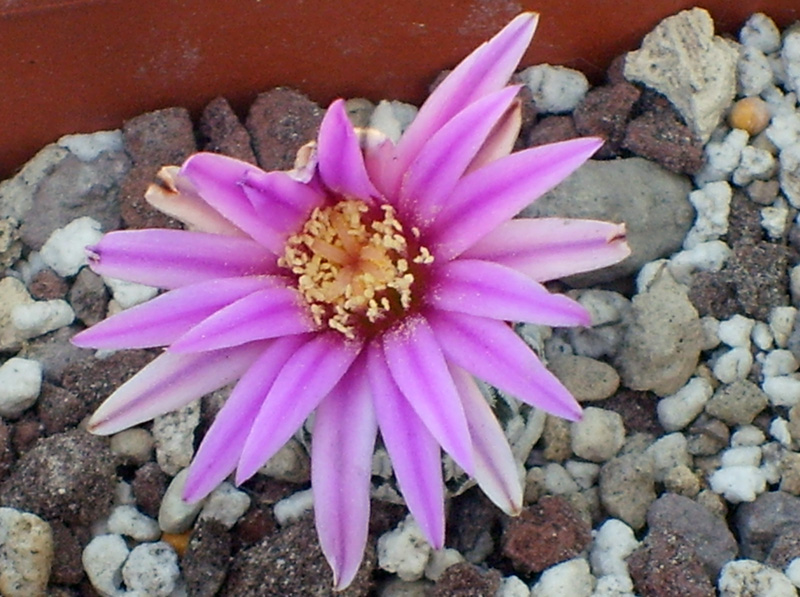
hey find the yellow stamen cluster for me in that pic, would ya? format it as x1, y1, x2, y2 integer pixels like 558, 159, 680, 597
280, 200, 434, 338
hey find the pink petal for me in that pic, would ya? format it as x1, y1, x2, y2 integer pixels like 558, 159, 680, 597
449, 364, 522, 515
72, 276, 278, 349
168, 286, 316, 353
361, 129, 397, 199
462, 218, 630, 281
87, 229, 275, 289
312, 354, 377, 590
382, 315, 474, 475
429, 259, 591, 327
464, 100, 522, 174
88, 341, 269, 435
429, 137, 603, 260
180, 152, 297, 252
398, 86, 521, 225
183, 335, 307, 502
144, 166, 246, 237
235, 332, 363, 483
428, 310, 582, 421
317, 100, 380, 201
367, 342, 444, 548
241, 168, 325, 229
387, 13, 539, 194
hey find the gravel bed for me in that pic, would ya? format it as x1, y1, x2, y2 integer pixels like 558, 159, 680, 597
2, 8, 800, 597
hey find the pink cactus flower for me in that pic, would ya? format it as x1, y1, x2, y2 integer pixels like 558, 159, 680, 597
73, 12, 629, 589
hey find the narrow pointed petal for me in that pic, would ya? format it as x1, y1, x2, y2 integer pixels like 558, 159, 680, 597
180, 152, 296, 252
449, 364, 522, 515
312, 355, 377, 590
389, 13, 538, 192
317, 100, 380, 201
465, 100, 522, 174
183, 335, 307, 502
382, 315, 474, 475
169, 286, 316, 353
399, 86, 521, 225
241, 168, 325, 227
428, 310, 582, 421
429, 259, 591, 327
367, 343, 444, 548
430, 137, 603, 259
462, 218, 630, 281
72, 276, 277, 349
145, 166, 246, 236
87, 229, 275, 289
236, 333, 363, 483
88, 341, 269, 435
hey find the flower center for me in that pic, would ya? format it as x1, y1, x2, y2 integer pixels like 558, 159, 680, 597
280, 200, 434, 339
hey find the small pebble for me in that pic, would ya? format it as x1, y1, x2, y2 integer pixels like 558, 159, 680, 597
11, 299, 74, 340
0, 508, 53, 597
762, 375, 800, 408
571, 407, 625, 463
39, 216, 103, 277
107, 504, 161, 541
497, 575, 531, 597
0, 357, 42, 418
102, 275, 158, 309
519, 64, 589, 113
121, 541, 180, 597
728, 97, 772, 135
718, 314, 755, 347
713, 347, 754, 383
590, 518, 639, 578
530, 558, 593, 597
82, 534, 129, 596
423, 548, 464, 581
152, 401, 200, 476
709, 465, 766, 502
721, 446, 762, 468
739, 13, 781, 53
718, 559, 796, 596
198, 481, 251, 530
273, 488, 313, 526
769, 306, 797, 348
158, 469, 205, 534
377, 515, 432, 582
110, 428, 155, 465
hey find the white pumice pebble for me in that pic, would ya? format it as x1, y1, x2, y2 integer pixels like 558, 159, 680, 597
791, 265, 800, 305
657, 377, 713, 432
718, 314, 756, 347
121, 541, 180, 597
39, 216, 103, 277
721, 446, 762, 468
497, 575, 532, 597
592, 574, 636, 597
761, 197, 790, 239
0, 357, 42, 418
82, 534, 129, 597
423, 548, 464, 581
11, 299, 74, 340
766, 111, 800, 154
696, 130, 748, 185
531, 558, 593, 597
733, 146, 776, 186
782, 30, 800, 93
198, 482, 251, 530
769, 306, 797, 347
731, 425, 767, 447
769, 417, 792, 446
737, 46, 774, 97
273, 488, 313, 526
544, 463, 580, 494
701, 316, 722, 350
762, 375, 800, 407
719, 559, 797, 596
101, 276, 158, 310
590, 519, 639, 577
785, 558, 800, 588
565, 460, 601, 490
709, 466, 767, 502
377, 515, 432, 582
762, 349, 799, 377
684, 181, 732, 248
107, 504, 161, 541
369, 100, 418, 144
740, 13, 781, 53
713, 347, 754, 383
668, 240, 731, 284
751, 321, 774, 350
519, 64, 589, 113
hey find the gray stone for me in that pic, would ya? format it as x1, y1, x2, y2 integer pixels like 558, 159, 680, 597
548, 355, 620, 402
623, 7, 738, 143
521, 158, 693, 285
615, 267, 704, 396
706, 380, 769, 426
647, 493, 738, 578
736, 491, 800, 560
0, 144, 69, 222
599, 451, 656, 529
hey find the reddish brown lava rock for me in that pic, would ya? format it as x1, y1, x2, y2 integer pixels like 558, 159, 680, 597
29, 268, 68, 300
222, 515, 374, 596
36, 382, 86, 434
0, 420, 12, 483
231, 501, 276, 550
592, 388, 662, 435
526, 115, 579, 147
132, 461, 168, 519
67, 268, 109, 327
246, 88, 324, 171
622, 110, 705, 175
120, 107, 197, 229
573, 82, 641, 158
49, 520, 85, 585
501, 495, 591, 575
199, 96, 258, 164
183, 518, 232, 597
628, 529, 716, 597
432, 562, 502, 596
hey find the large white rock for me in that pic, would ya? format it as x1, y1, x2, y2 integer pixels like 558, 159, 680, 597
624, 8, 738, 142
